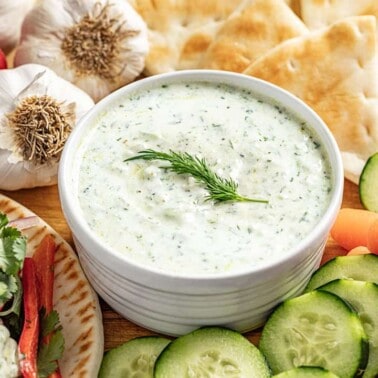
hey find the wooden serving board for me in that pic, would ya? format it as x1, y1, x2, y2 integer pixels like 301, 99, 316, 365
0, 179, 361, 350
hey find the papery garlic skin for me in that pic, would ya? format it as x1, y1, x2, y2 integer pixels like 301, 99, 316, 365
14, 0, 149, 102
0, 63, 94, 191
0, 0, 34, 54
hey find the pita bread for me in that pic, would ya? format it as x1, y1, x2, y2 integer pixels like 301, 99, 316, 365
0, 194, 104, 378
199, 0, 308, 72
284, 0, 301, 16
300, 0, 378, 30
130, 0, 245, 74
243, 16, 378, 184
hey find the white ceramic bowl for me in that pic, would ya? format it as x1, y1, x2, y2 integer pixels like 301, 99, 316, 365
58, 70, 343, 336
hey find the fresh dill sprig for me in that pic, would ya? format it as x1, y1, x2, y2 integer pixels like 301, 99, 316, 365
125, 149, 268, 204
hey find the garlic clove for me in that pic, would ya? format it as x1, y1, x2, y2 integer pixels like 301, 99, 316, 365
0, 149, 58, 191
15, 36, 65, 69
0, 63, 94, 191
74, 76, 111, 104
14, 0, 149, 102
0, 0, 34, 54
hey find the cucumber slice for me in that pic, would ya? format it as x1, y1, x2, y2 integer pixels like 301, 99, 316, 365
305, 254, 378, 292
319, 279, 378, 378
154, 327, 270, 377
359, 152, 378, 212
259, 290, 368, 378
98, 336, 170, 378
272, 366, 340, 377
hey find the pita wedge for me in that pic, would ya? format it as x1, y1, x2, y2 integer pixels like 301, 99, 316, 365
130, 0, 245, 75
200, 0, 308, 72
300, 0, 378, 30
0, 194, 104, 378
284, 0, 301, 16
243, 16, 378, 184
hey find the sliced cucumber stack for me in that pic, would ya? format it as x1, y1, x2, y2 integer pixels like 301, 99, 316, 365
272, 366, 340, 377
154, 327, 270, 377
319, 279, 378, 378
259, 290, 369, 378
359, 152, 378, 212
305, 254, 378, 291
98, 336, 171, 378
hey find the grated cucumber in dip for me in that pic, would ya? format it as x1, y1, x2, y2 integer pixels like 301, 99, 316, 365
76, 81, 332, 276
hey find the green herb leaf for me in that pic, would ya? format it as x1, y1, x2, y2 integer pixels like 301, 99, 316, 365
0, 215, 27, 275
0, 212, 26, 323
125, 149, 268, 204
40, 309, 62, 337
37, 309, 65, 378
37, 330, 65, 378
0, 213, 8, 229
0, 212, 27, 341
0, 272, 18, 306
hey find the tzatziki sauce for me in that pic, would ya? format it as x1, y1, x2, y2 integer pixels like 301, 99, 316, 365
76, 81, 332, 276
0, 324, 19, 378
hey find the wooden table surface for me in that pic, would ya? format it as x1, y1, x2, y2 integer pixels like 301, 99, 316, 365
0, 179, 361, 350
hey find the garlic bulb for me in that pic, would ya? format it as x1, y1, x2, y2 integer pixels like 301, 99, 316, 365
0, 63, 94, 191
14, 0, 149, 102
0, 0, 34, 54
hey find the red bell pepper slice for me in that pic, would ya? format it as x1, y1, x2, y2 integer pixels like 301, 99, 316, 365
32, 234, 57, 314
18, 257, 39, 378
32, 235, 62, 378
32, 234, 62, 378
49, 372, 62, 378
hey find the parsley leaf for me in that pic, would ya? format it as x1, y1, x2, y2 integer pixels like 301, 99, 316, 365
0, 272, 23, 340
40, 309, 62, 337
0, 213, 26, 322
0, 272, 21, 311
37, 330, 65, 378
0, 272, 18, 303
37, 310, 65, 378
0, 213, 8, 229
0, 215, 27, 275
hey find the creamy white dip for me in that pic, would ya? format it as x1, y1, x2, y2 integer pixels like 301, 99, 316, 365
0, 324, 19, 378
76, 81, 332, 276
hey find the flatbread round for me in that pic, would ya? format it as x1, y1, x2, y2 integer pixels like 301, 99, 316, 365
0, 194, 104, 378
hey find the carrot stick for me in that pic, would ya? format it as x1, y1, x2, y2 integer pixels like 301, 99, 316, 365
330, 208, 378, 251
367, 218, 378, 254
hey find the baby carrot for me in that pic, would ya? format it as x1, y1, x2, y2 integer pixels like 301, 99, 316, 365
330, 208, 378, 251
367, 218, 378, 254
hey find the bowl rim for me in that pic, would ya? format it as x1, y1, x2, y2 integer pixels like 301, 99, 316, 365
58, 69, 344, 286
